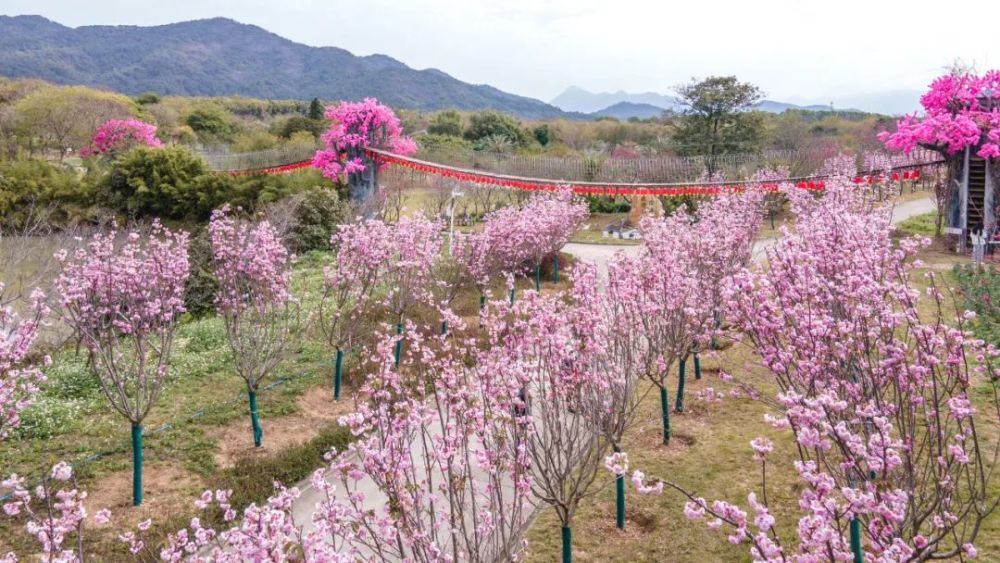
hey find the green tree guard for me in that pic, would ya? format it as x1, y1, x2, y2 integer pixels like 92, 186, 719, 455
131, 424, 143, 506
614, 444, 625, 530
394, 322, 404, 367
659, 387, 671, 445
561, 526, 572, 563
849, 518, 863, 563
248, 391, 263, 447
441, 320, 448, 335
675, 358, 687, 413
479, 294, 486, 311
553, 255, 560, 283
694, 353, 702, 380
535, 263, 542, 291
333, 348, 344, 400
509, 288, 516, 306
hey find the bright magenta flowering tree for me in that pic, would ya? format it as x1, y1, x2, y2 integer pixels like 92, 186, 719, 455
55, 222, 190, 506
81, 117, 163, 157
311, 97, 417, 182
880, 71, 1000, 159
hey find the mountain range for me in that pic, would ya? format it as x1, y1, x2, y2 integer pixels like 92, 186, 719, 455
0, 15, 913, 119
551, 86, 851, 116
0, 15, 575, 119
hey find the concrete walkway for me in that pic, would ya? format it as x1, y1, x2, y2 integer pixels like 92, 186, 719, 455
287, 197, 937, 554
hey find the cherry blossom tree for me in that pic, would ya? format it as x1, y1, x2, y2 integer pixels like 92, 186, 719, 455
454, 204, 526, 307
681, 186, 766, 401
55, 222, 190, 506
209, 206, 297, 448
481, 284, 613, 563
319, 219, 393, 399
625, 211, 709, 443
80, 117, 162, 157
321, 309, 531, 562
574, 260, 648, 530
519, 189, 589, 290
0, 286, 49, 441
319, 213, 441, 398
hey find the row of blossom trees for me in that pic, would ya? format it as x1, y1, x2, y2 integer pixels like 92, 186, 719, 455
620, 174, 1000, 561
0, 187, 595, 560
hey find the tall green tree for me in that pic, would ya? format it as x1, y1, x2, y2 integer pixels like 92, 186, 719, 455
427, 109, 464, 137
672, 76, 764, 171
463, 111, 528, 146
307, 97, 324, 120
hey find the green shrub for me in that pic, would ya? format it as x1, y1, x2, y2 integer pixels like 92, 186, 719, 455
183, 227, 219, 317
185, 108, 236, 142
284, 186, 344, 253
463, 111, 528, 145
585, 195, 630, 213
103, 146, 212, 219
0, 159, 93, 226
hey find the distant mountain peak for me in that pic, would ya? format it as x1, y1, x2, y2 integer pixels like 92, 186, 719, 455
556, 85, 916, 117
552, 86, 683, 114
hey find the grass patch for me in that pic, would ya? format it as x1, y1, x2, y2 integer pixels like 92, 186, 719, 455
210, 424, 352, 513
893, 211, 937, 238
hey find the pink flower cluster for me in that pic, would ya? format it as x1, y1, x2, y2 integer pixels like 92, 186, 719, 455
209, 206, 291, 316
80, 118, 162, 157
55, 222, 190, 423
455, 187, 588, 287
2, 463, 89, 561
209, 206, 296, 404
311, 98, 417, 182
0, 287, 49, 440
880, 70, 1000, 159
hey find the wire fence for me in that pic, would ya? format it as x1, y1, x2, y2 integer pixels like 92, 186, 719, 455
196, 143, 320, 172
196, 142, 940, 185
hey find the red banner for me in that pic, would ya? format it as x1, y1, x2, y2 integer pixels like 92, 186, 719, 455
220, 150, 931, 198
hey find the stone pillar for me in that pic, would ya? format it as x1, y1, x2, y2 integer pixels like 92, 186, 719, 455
627, 195, 663, 227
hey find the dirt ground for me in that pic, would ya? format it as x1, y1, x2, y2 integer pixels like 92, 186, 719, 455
210, 385, 355, 468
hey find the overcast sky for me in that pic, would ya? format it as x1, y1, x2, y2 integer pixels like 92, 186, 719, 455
4, 0, 998, 107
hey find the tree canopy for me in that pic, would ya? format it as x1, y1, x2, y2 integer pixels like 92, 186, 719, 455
672, 76, 764, 166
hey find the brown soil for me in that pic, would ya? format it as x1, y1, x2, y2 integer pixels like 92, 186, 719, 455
85, 463, 205, 529
210, 385, 355, 468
